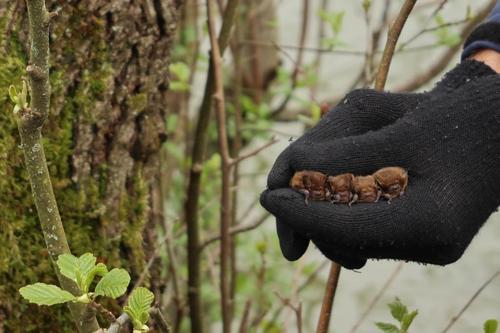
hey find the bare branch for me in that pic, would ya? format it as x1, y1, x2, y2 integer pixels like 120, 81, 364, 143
274, 292, 303, 333
315, 264, 341, 333
270, 0, 309, 118
396, 0, 496, 92
229, 137, 278, 167
206, 0, 234, 331
184, 0, 239, 331
374, 0, 417, 90
349, 263, 404, 333
441, 270, 500, 333
238, 299, 252, 333
150, 306, 172, 333
317, 2, 416, 332
199, 211, 269, 250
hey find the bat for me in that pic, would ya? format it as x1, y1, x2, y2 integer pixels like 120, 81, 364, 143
373, 167, 408, 203
327, 173, 354, 203
290, 170, 330, 205
350, 175, 381, 205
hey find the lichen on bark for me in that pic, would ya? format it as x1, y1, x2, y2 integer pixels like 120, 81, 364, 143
0, 1, 179, 331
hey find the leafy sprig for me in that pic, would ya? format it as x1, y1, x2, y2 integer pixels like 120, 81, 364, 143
375, 297, 418, 333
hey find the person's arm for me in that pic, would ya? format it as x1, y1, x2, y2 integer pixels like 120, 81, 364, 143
470, 49, 500, 72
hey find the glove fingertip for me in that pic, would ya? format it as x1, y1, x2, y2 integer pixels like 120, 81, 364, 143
276, 220, 309, 261
315, 241, 368, 269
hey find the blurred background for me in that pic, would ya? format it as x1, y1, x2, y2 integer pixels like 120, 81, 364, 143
170, 0, 500, 332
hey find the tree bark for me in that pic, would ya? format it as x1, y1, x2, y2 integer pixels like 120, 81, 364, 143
0, 1, 180, 331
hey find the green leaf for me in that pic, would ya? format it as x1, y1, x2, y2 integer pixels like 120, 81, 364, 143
19, 283, 76, 305
484, 319, 499, 333
310, 103, 321, 123
124, 287, 155, 329
95, 268, 131, 298
375, 322, 399, 333
83, 263, 108, 293
57, 253, 105, 293
388, 297, 408, 322
78, 253, 97, 280
401, 310, 418, 331
8, 85, 18, 104
56, 253, 79, 282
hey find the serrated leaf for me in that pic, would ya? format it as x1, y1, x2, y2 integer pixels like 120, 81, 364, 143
56, 254, 79, 282
124, 287, 155, 329
375, 322, 399, 333
388, 297, 408, 322
77, 253, 97, 280
95, 268, 130, 298
484, 319, 498, 333
401, 310, 418, 331
83, 263, 108, 293
19, 283, 76, 305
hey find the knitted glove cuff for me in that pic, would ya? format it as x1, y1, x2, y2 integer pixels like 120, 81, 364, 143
434, 59, 497, 91
462, 21, 500, 60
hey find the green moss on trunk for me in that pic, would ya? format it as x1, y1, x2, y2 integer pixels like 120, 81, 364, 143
0, 0, 178, 330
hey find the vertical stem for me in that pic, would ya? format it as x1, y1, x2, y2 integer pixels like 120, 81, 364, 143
374, 0, 417, 91
206, 1, 233, 332
19, 1, 99, 332
316, 2, 417, 332
315, 264, 341, 333
270, 0, 309, 117
184, 1, 239, 332
230, 7, 243, 322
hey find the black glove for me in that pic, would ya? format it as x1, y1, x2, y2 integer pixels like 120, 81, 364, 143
261, 60, 500, 269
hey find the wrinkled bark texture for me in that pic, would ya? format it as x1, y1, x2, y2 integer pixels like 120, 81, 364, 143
0, 0, 179, 331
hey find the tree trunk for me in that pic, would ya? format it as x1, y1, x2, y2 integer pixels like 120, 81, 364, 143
0, 0, 180, 331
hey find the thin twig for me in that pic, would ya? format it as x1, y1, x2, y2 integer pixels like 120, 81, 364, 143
230, 10, 243, 321
238, 299, 252, 333
270, 0, 309, 118
150, 306, 172, 333
89, 301, 116, 324
316, 2, 417, 332
206, 0, 233, 331
274, 292, 303, 333
374, 0, 417, 90
199, 211, 269, 250
396, 0, 496, 92
315, 264, 341, 333
310, 0, 328, 101
229, 137, 278, 167
399, 18, 469, 50
441, 270, 500, 333
184, 0, 239, 331
263, 261, 328, 332
349, 262, 404, 333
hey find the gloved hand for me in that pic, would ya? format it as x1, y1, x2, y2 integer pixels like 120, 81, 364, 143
261, 60, 500, 269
